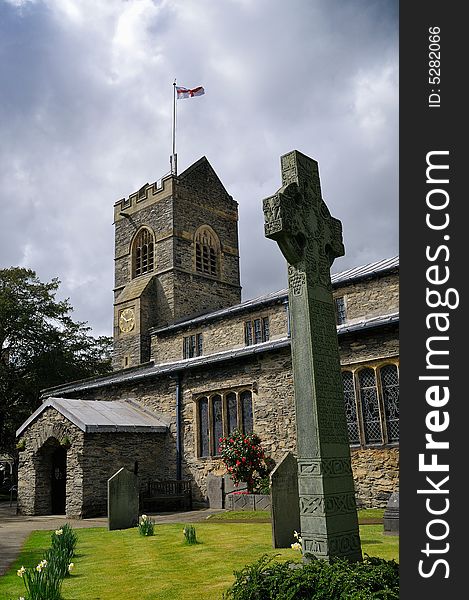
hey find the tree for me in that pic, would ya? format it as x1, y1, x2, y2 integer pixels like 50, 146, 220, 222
218, 430, 271, 494
0, 267, 113, 454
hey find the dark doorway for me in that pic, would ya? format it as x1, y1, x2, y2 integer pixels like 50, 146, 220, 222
51, 446, 66, 514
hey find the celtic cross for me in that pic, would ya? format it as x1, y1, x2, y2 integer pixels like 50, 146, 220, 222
263, 150, 362, 562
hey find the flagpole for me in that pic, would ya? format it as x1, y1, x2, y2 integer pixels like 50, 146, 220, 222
171, 79, 177, 176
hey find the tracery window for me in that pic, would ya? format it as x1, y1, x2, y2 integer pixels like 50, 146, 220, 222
196, 389, 254, 457
133, 228, 155, 278
198, 397, 209, 457
381, 364, 399, 442
342, 371, 360, 444
341, 363, 399, 446
194, 226, 220, 277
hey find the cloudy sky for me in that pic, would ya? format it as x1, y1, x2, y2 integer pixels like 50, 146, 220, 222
0, 0, 398, 337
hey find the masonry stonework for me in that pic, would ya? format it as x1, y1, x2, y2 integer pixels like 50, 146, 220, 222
16, 156, 399, 517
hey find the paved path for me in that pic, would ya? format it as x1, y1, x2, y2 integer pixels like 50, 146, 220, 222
0, 502, 225, 577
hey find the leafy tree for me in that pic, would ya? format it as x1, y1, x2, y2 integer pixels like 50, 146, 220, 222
0, 267, 112, 455
219, 430, 271, 493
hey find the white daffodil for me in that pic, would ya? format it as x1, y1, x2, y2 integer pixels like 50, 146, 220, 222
17, 566, 26, 577
68, 562, 74, 572
291, 542, 302, 551
55, 529, 63, 535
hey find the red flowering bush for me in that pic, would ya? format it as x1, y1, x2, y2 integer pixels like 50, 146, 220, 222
218, 430, 270, 493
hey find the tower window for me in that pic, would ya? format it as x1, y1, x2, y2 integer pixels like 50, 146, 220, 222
133, 228, 155, 278
194, 226, 220, 277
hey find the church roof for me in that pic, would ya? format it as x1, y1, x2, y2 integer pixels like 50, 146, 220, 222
16, 398, 168, 437
151, 255, 399, 335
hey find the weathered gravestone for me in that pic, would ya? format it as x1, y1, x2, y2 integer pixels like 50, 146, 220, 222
263, 150, 362, 562
207, 473, 224, 509
108, 467, 139, 530
270, 452, 300, 548
383, 491, 399, 535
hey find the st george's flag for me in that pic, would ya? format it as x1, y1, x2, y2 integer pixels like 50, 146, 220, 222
176, 85, 205, 99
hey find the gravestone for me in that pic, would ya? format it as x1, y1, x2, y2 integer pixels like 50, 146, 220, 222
263, 150, 362, 562
207, 473, 223, 509
108, 467, 139, 530
383, 491, 399, 535
270, 452, 300, 548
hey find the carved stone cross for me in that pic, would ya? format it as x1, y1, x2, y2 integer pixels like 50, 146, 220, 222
263, 150, 362, 562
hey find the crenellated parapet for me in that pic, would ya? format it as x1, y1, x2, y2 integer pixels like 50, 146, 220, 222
114, 173, 174, 222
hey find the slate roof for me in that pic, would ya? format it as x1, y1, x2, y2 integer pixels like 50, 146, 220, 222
16, 398, 168, 437
151, 256, 399, 335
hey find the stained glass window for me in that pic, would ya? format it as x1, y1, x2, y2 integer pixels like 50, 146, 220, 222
226, 392, 238, 434
381, 364, 399, 442
359, 368, 382, 444
342, 371, 360, 444
212, 395, 223, 455
241, 390, 253, 433
198, 397, 209, 457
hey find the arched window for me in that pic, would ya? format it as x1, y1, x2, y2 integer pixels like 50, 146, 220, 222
342, 371, 360, 444
240, 390, 253, 434
198, 397, 209, 457
380, 364, 399, 443
226, 392, 238, 434
358, 368, 382, 444
133, 228, 154, 278
211, 394, 223, 455
194, 226, 220, 277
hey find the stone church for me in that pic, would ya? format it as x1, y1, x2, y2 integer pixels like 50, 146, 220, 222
16, 156, 399, 518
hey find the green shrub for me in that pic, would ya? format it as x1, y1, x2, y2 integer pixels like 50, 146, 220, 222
183, 525, 197, 545
138, 514, 155, 536
223, 554, 399, 600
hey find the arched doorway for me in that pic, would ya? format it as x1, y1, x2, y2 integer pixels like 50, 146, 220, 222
51, 446, 67, 514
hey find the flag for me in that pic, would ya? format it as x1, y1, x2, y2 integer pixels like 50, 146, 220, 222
176, 85, 205, 99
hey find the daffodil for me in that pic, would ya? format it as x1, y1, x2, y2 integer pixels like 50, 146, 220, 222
68, 562, 74, 572
291, 542, 302, 551
17, 566, 25, 577
55, 528, 63, 535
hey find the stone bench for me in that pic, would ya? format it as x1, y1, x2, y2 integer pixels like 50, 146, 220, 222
141, 480, 192, 512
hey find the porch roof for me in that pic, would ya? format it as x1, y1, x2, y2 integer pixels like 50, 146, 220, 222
16, 398, 169, 437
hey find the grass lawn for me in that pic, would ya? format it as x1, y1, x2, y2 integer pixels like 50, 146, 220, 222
206, 508, 385, 524
0, 520, 398, 600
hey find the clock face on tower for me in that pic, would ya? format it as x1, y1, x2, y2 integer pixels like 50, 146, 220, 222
119, 307, 135, 333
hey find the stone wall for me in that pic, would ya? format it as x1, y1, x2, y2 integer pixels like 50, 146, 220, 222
151, 300, 288, 363
81, 431, 169, 518
64, 344, 399, 508
339, 325, 399, 366
351, 447, 399, 508
334, 273, 399, 322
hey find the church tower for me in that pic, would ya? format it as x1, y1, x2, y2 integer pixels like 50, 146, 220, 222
112, 157, 241, 370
